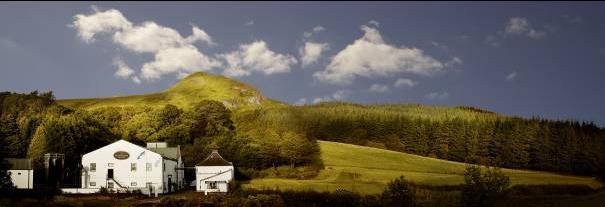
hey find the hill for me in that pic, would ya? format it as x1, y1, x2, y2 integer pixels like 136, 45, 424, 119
244, 141, 603, 195
58, 72, 285, 110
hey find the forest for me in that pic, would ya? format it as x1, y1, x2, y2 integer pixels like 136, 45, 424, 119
1, 91, 605, 181
235, 102, 605, 177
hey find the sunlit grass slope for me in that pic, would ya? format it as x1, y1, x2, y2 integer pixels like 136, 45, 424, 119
244, 141, 603, 195
58, 72, 285, 110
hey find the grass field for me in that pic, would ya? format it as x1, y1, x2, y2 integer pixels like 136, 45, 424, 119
244, 141, 603, 195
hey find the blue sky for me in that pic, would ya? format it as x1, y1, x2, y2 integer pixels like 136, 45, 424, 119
1, 2, 605, 125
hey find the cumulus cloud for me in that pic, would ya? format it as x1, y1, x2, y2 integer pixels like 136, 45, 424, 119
505, 17, 545, 39
369, 84, 390, 93
394, 78, 418, 88
141, 45, 221, 80
71, 6, 132, 43
506, 71, 517, 81
313, 24, 444, 85
312, 90, 350, 104
303, 25, 325, 38
218, 40, 298, 77
71, 6, 219, 82
113, 58, 134, 79
300, 42, 329, 67
425, 91, 449, 100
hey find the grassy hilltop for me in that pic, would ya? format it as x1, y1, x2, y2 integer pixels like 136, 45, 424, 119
245, 141, 603, 195
58, 72, 285, 110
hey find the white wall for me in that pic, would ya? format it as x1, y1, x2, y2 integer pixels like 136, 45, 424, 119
81, 140, 165, 193
195, 166, 234, 193
8, 169, 33, 189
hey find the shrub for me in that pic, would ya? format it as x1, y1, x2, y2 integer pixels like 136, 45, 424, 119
381, 176, 416, 207
461, 165, 510, 207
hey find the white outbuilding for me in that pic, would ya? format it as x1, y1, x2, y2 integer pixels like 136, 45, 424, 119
78, 140, 184, 195
4, 158, 34, 189
195, 150, 234, 195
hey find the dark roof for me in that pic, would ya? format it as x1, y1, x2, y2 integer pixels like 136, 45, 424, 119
4, 158, 33, 170
197, 150, 232, 166
147, 146, 181, 161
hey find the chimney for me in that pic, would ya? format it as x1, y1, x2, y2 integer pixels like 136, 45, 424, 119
146, 142, 167, 148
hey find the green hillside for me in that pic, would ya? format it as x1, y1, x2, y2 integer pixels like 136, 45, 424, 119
244, 141, 603, 195
58, 72, 285, 110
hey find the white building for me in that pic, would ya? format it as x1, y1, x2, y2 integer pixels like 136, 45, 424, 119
195, 150, 234, 195
4, 158, 34, 189
78, 140, 184, 194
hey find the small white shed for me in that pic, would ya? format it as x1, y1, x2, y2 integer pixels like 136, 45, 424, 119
195, 150, 234, 195
5, 158, 34, 189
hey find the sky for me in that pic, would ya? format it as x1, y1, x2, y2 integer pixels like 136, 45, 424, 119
1, 2, 605, 125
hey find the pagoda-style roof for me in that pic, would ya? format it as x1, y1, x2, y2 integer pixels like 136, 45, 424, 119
197, 150, 232, 166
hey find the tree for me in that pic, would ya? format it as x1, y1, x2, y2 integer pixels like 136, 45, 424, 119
0, 136, 15, 192
279, 132, 318, 168
461, 165, 510, 207
381, 176, 415, 207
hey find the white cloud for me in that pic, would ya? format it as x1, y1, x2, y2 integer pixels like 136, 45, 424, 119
294, 98, 307, 106
369, 84, 390, 93
444, 56, 463, 68
131, 76, 141, 84
394, 78, 418, 88
505, 17, 545, 39
186, 24, 215, 46
300, 42, 329, 67
141, 45, 220, 80
218, 40, 297, 77
245, 20, 254, 26
71, 6, 220, 82
303, 25, 325, 38
312, 90, 350, 104
368, 20, 380, 27
313, 24, 444, 85
113, 58, 134, 79
425, 91, 449, 100
71, 6, 132, 43
506, 71, 517, 81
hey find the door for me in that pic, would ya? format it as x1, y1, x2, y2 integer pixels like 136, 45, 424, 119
168, 178, 172, 192
108, 169, 114, 179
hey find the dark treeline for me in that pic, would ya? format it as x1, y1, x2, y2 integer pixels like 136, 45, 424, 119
0, 91, 318, 178
236, 102, 605, 176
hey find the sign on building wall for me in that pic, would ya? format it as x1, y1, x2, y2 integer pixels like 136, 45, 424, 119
113, 151, 130, 160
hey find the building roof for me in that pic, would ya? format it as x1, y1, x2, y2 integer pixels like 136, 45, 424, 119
197, 150, 232, 166
4, 158, 33, 170
147, 146, 181, 161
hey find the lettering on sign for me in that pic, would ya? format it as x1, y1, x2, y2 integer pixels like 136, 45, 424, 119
114, 151, 130, 160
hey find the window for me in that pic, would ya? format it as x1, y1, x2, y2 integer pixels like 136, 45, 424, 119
90, 182, 96, 186
108, 163, 114, 168
131, 163, 137, 172
108, 182, 114, 189
146, 163, 152, 171
17, 172, 21, 175
90, 163, 96, 172
131, 182, 137, 186
207, 181, 218, 189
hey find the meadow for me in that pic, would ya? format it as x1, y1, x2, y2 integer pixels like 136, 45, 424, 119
244, 141, 603, 195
